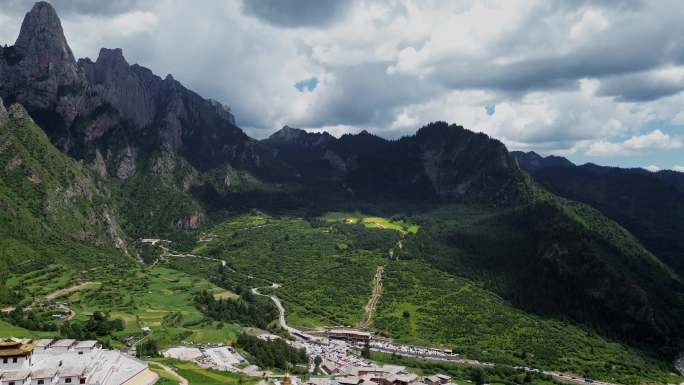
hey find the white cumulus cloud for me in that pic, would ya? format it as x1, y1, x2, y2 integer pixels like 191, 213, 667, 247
584, 130, 682, 156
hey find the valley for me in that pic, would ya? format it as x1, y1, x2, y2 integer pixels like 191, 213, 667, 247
1, 3, 684, 385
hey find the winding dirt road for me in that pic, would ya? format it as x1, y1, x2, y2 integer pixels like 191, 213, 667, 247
359, 265, 383, 329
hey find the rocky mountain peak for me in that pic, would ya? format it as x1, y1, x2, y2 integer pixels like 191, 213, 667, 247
1, 1, 82, 113
267, 125, 335, 147
95, 48, 129, 71
511, 151, 575, 173
15, 1, 75, 64
270, 125, 306, 139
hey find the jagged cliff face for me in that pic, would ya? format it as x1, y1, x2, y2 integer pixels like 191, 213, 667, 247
0, 1, 249, 179
1, 2, 524, 206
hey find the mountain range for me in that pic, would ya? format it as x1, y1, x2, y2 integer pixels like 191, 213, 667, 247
2, 2, 684, 381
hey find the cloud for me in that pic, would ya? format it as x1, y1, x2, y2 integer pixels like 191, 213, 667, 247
1, 0, 683, 166
584, 130, 682, 156
240, 0, 353, 28
110, 11, 157, 37
673, 165, 684, 172
1, 0, 147, 16
643, 165, 660, 172
596, 67, 684, 101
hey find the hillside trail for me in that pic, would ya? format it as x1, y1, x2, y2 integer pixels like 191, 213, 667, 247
358, 265, 384, 329
142, 239, 232, 271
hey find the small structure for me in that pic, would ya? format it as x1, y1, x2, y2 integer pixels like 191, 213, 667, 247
72, 341, 98, 355
328, 329, 371, 344
32, 340, 53, 353
50, 340, 75, 353
338, 377, 362, 385
320, 360, 340, 375
57, 367, 85, 385
381, 366, 405, 375
386, 373, 418, 385
0, 370, 30, 385
0, 339, 33, 370
424, 376, 440, 385
30, 368, 57, 385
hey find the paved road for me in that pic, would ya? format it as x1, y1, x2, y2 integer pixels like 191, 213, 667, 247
251, 285, 323, 342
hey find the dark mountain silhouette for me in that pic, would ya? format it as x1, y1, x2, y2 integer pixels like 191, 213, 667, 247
513, 151, 684, 277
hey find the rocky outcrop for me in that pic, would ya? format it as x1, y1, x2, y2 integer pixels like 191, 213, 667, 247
2, 2, 82, 111
0, 98, 8, 126
267, 125, 335, 147
1, 1, 247, 179
414, 123, 522, 202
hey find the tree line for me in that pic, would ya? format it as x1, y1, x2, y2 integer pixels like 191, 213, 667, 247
235, 333, 308, 373
194, 289, 277, 329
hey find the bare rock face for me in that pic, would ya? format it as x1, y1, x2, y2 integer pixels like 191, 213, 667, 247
1, 2, 83, 112
1, 1, 248, 179
8, 103, 34, 122
0, 98, 8, 126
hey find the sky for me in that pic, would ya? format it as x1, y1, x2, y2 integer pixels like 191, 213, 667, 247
1, 0, 683, 171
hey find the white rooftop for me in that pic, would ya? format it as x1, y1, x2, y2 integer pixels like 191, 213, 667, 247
51, 339, 76, 348
29, 347, 149, 385
73, 341, 98, 349
34, 339, 54, 348
0, 370, 30, 381
30, 368, 57, 379
329, 329, 371, 337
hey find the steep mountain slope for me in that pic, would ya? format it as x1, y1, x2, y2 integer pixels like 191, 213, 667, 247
0, 2, 296, 240
0, 1, 278, 179
513, 151, 684, 277
0, 99, 131, 304
266, 127, 684, 353
264, 123, 525, 203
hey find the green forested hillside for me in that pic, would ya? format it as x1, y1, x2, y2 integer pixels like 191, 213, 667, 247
0, 103, 131, 305
2, 99, 684, 384
399, 195, 684, 353
172, 211, 678, 384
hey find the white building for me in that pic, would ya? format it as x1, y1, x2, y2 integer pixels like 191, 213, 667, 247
48, 341, 75, 354
0, 369, 30, 385
72, 342, 98, 356
56, 367, 85, 385
0, 339, 33, 370
0, 338, 158, 385
28, 368, 56, 385
32, 342, 53, 354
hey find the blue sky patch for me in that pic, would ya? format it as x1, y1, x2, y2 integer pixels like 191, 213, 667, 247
295, 77, 318, 92
485, 104, 496, 116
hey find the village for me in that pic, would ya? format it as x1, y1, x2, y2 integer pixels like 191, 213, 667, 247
162, 327, 461, 385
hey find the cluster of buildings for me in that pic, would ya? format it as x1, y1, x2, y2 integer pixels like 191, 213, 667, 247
0, 338, 157, 385
302, 364, 453, 385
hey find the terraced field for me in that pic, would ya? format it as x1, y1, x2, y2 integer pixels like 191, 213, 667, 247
2, 265, 243, 347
